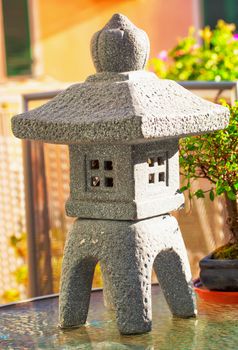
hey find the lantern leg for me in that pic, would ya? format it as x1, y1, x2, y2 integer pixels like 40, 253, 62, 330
59, 227, 97, 328
100, 262, 115, 310
102, 254, 153, 335
153, 247, 196, 318
132, 215, 196, 319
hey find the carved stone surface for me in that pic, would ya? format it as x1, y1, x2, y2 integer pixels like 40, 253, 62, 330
59, 215, 196, 334
91, 13, 150, 73
11, 71, 229, 144
66, 140, 184, 220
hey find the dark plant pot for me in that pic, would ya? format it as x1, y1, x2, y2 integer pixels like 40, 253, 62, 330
199, 254, 238, 291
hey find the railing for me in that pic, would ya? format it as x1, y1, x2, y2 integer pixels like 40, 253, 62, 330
179, 81, 238, 104
22, 91, 63, 297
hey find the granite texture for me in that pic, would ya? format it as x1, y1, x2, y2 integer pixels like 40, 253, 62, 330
59, 215, 196, 334
91, 13, 150, 73
66, 140, 184, 220
11, 71, 229, 144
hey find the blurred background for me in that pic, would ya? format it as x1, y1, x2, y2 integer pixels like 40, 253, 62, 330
0, 0, 237, 303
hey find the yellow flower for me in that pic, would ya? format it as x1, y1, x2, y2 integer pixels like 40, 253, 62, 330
217, 19, 236, 32
199, 26, 212, 42
217, 19, 225, 29
2, 289, 20, 303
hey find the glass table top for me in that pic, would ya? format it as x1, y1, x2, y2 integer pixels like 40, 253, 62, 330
1, 285, 238, 349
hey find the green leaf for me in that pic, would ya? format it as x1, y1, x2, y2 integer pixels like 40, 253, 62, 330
180, 186, 188, 192
216, 188, 225, 195
195, 189, 205, 198
150, 21, 238, 201
227, 191, 237, 201
209, 190, 215, 201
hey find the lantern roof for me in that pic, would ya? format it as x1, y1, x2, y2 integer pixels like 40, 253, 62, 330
12, 14, 229, 145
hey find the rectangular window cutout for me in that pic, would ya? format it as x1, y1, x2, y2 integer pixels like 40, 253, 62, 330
2, 0, 32, 76
157, 156, 164, 165
105, 177, 113, 187
158, 172, 165, 182
147, 158, 154, 167
104, 160, 113, 170
203, 0, 238, 30
149, 173, 155, 183
90, 160, 99, 169
91, 176, 100, 187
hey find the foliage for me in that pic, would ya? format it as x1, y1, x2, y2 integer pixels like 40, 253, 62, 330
1, 233, 28, 303
213, 242, 238, 259
1, 228, 103, 304
179, 102, 238, 202
150, 20, 238, 81
2, 289, 20, 303
150, 20, 238, 246
179, 101, 238, 244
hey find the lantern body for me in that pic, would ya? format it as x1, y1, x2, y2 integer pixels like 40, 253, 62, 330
66, 140, 183, 220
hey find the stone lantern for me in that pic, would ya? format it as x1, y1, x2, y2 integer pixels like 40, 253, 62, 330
12, 14, 229, 335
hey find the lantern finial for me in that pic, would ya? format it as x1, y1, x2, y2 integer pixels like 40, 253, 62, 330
90, 13, 150, 72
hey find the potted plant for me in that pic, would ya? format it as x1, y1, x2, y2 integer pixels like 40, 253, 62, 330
150, 20, 238, 292
179, 102, 238, 291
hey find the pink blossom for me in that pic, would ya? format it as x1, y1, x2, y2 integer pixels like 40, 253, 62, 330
157, 50, 168, 61
233, 33, 238, 40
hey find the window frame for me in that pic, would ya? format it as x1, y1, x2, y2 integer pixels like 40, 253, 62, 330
87, 157, 116, 192
0, 0, 42, 80
146, 153, 168, 191
202, 0, 238, 29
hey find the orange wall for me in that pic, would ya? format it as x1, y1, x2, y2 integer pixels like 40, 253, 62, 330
37, 0, 194, 82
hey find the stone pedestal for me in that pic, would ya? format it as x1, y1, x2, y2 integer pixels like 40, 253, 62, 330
59, 215, 196, 334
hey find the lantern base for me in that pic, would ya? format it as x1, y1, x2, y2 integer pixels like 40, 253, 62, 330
59, 215, 196, 334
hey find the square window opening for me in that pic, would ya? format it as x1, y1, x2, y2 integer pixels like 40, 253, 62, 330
105, 177, 113, 187
159, 172, 165, 182
157, 156, 164, 165
91, 176, 100, 187
149, 173, 155, 184
104, 160, 113, 170
90, 160, 99, 169
147, 158, 154, 167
